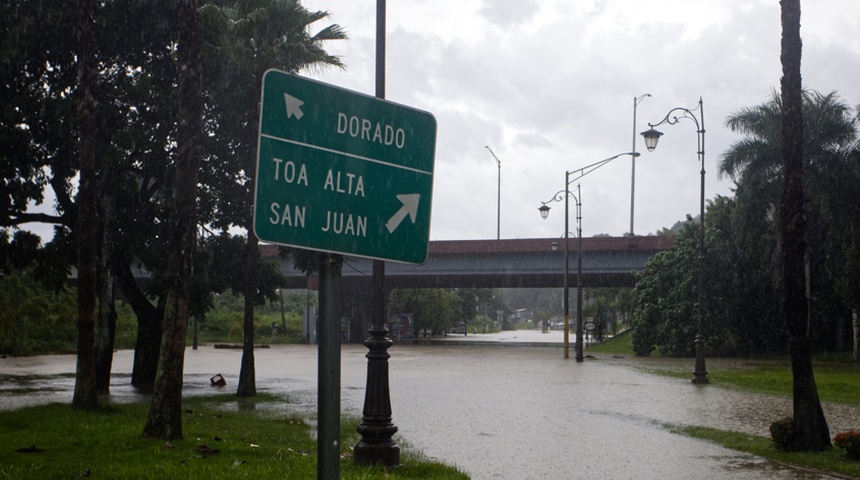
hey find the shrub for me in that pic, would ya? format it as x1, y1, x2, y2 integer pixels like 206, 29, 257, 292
0, 270, 77, 355
770, 417, 800, 451
834, 430, 860, 459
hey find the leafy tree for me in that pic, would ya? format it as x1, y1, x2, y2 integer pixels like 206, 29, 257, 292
390, 289, 461, 336
3, 0, 341, 394
0, 229, 71, 291
583, 288, 636, 336
632, 197, 788, 357
0, 269, 76, 356
453, 288, 494, 333
632, 218, 698, 357
0, 0, 78, 231
2, 0, 188, 390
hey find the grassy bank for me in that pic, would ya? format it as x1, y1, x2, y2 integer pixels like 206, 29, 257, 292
671, 425, 860, 479
592, 332, 860, 405
0, 394, 467, 480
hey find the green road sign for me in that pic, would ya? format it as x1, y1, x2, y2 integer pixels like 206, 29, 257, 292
253, 70, 437, 265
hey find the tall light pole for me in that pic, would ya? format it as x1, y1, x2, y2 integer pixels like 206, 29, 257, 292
539, 152, 640, 361
640, 97, 708, 385
630, 93, 651, 237
486, 146, 501, 240
355, 0, 400, 468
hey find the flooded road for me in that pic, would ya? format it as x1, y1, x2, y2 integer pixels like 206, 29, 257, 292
2, 343, 857, 479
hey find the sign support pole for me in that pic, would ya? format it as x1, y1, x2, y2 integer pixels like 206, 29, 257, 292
317, 253, 341, 479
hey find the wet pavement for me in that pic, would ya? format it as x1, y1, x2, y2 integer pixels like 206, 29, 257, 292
2, 333, 859, 479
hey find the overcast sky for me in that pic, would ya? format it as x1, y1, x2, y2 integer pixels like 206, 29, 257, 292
302, 0, 860, 241
18, 1, 860, 245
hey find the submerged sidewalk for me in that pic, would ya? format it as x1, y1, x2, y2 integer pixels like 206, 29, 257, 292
411, 328, 603, 348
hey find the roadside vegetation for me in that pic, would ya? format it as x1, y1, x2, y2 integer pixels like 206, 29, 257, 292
672, 425, 860, 479
594, 332, 860, 405
0, 288, 314, 357
0, 394, 467, 480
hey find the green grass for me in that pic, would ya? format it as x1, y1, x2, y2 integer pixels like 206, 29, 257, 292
0, 394, 467, 480
636, 359, 860, 406
707, 361, 860, 406
591, 332, 860, 406
588, 329, 637, 354
592, 330, 860, 476
667, 424, 860, 479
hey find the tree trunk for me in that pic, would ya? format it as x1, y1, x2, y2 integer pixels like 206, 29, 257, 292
280, 288, 287, 332
142, 0, 202, 439
72, 0, 99, 412
237, 80, 264, 398
779, 0, 830, 451
94, 284, 116, 394
118, 264, 162, 390
853, 310, 859, 361
237, 232, 258, 397
95, 195, 117, 394
131, 309, 162, 390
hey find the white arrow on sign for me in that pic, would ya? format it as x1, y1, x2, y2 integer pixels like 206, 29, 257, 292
284, 92, 304, 120
386, 194, 420, 233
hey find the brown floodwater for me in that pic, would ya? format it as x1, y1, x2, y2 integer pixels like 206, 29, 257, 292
2, 344, 856, 479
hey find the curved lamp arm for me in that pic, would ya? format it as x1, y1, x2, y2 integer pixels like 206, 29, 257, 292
640, 97, 704, 153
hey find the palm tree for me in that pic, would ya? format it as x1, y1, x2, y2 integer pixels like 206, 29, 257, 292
720, 90, 857, 231
781, 0, 829, 450
720, 92, 860, 337
717, 4, 860, 448
200, 0, 346, 397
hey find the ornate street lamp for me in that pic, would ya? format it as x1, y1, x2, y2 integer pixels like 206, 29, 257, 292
539, 184, 581, 359
640, 97, 709, 385
539, 152, 640, 361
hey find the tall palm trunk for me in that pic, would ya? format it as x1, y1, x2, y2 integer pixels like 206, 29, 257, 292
143, 0, 202, 439
72, 0, 99, 412
237, 92, 261, 398
779, 0, 830, 450
237, 230, 258, 397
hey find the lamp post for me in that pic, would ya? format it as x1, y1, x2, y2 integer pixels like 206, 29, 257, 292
539, 152, 640, 361
486, 146, 502, 240
640, 97, 708, 385
355, 0, 400, 468
630, 93, 651, 237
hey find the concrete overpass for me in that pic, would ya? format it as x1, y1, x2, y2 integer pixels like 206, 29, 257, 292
263, 235, 674, 290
